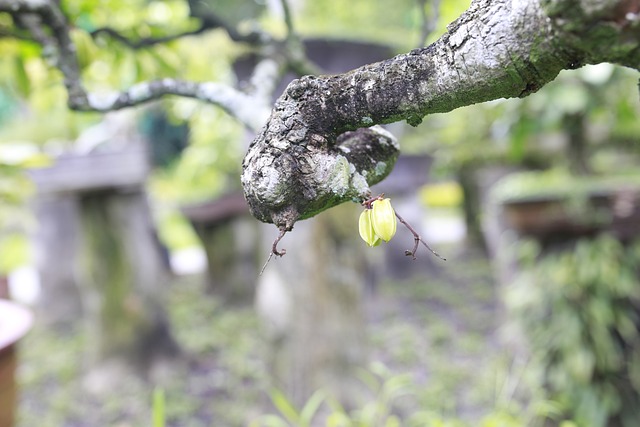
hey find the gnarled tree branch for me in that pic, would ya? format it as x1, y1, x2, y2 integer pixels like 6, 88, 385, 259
241, 0, 640, 228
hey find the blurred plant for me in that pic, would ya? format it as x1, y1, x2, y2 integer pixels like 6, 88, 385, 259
0, 143, 51, 274
297, 0, 470, 50
250, 361, 550, 427
415, 64, 640, 177
419, 182, 463, 209
506, 235, 640, 427
152, 387, 166, 427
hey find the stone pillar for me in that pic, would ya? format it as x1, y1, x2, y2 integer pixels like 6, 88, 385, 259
77, 188, 180, 390
31, 194, 82, 326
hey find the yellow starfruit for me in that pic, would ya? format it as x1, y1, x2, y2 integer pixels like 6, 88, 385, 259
371, 198, 397, 242
359, 209, 381, 247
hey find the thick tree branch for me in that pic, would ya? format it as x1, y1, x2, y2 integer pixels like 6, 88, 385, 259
3, 0, 89, 106
242, 0, 640, 228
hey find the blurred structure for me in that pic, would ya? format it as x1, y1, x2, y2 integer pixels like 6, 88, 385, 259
28, 128, 179, 389
181, 192, 261, 303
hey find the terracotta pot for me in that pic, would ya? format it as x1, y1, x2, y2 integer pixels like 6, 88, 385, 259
0, 300, 33, 427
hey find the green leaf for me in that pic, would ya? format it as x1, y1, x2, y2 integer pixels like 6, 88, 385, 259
152, 387, 165, 427
300, 390, 326, 426
270, 388, 300, 426
13, 56, 30, 97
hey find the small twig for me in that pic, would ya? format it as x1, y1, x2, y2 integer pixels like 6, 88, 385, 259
259, 228, 288, 275
395, 211, 446, 261
279, 0, 295, 40
416, 0, 441, 47
272, 228, 288, 256
90, 25, 209, 49
361, 193, 383, 209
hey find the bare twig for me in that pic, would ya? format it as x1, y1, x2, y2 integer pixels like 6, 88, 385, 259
259, 228, 288, 275
416, 0, 440, 47
4, 0, 88, 106
190, 7, 271, 45
395, 211, 446, 261
279, 0, 295, 40
90, 26, 209, 49
79, 78, 269, 131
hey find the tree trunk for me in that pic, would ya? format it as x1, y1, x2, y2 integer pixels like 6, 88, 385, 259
565, 112, 591, 176
77, 189, 180, 392
256, 203, 369, 407
193, 217, 261, 304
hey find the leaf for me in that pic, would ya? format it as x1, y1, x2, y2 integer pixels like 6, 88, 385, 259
152, 387, 165, 427
270, 388, 300, 426
300, 390, 326, 426
13, 56, 30, 97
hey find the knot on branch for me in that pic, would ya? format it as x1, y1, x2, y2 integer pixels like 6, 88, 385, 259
241, 93, 399, 230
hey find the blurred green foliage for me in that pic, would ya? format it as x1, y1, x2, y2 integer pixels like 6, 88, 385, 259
19, 243, 554, 426
252, 362, 531, 427
296, 0, 470, 50
407, 64, 640, 176
0, 145, 49, 272
507, 235, 640, 427
419, 181, 463, 208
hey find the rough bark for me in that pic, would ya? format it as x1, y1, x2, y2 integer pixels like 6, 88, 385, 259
242, 0, 640, 227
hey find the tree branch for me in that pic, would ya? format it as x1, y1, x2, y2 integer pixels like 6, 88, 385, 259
242, 0, 640, 227
416, 0, 440, 47
280, 0, 296, 40
187, 4, 272, 46
0, 0, 281, 131
0, 25, 35, 42
80, 79, 269, 131
89, 26, 209, 49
